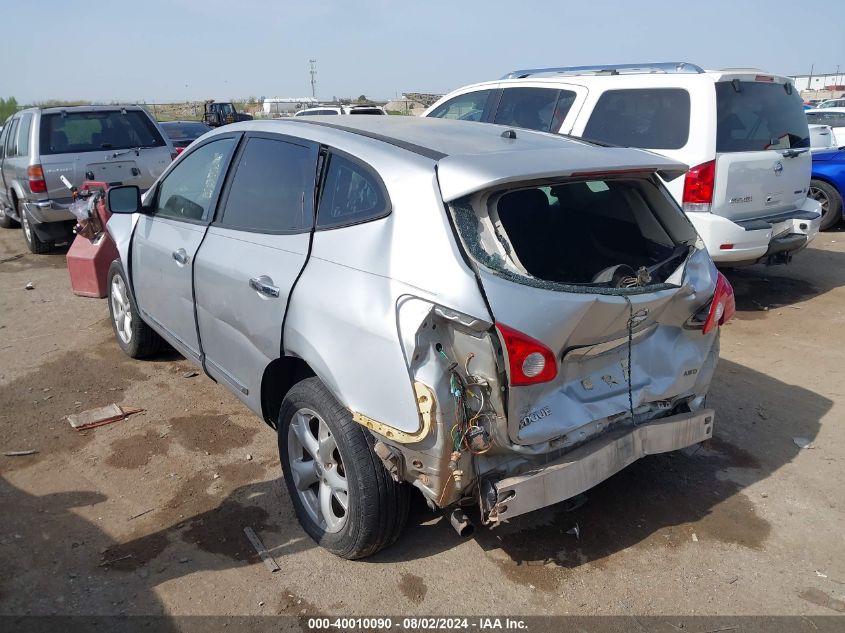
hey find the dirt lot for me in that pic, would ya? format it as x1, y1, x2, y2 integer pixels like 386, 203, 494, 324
1, 223, 844, 622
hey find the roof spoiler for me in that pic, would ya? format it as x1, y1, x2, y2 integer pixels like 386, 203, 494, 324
437, 147, 689, 202
502, 62, 704, 80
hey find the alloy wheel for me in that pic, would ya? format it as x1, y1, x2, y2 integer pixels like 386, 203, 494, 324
287, 407, 349, 533
110, 275, 133, 344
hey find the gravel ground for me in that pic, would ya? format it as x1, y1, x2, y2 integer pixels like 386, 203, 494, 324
0, 223, 844, 621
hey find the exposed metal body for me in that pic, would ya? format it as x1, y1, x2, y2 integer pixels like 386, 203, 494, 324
108, 116, 722, 525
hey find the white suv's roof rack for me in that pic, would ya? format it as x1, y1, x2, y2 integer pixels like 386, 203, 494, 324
501, 62, 705, 79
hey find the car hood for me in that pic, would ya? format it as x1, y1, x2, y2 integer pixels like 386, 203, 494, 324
812, 149, 845, 162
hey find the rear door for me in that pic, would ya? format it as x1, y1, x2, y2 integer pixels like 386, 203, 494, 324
710, 78, 811, 221
440, 170, 718, 446
131, 135, 239, 362
193, 133, 318, 412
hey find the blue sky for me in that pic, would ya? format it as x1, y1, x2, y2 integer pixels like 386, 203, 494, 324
4, 0, 841, 103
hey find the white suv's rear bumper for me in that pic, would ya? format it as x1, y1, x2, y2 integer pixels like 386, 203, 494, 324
688, 198, 822, 265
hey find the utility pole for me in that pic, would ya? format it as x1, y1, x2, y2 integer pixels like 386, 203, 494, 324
309, 59, 317, 101
808, 63, 814, 97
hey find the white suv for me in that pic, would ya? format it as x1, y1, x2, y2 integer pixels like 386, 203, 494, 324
425, 62, 822, 266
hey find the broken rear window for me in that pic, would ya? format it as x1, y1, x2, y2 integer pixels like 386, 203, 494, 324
450, 178, 698, 292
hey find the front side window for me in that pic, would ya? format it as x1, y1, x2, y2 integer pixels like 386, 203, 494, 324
154, 137, 237, 222
715, 81, 809, 152
427, 90, 492, 122
220, 137, 315, 233
493, 87, 573, 133
39, 110, 166, 155
317, 153, 388, 229
583, 88, 691, 149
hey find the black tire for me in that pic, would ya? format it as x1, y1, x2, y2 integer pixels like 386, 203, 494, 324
0, 204, 19, 229
107, 260, 165, 358
278, 377, 410, 559
809, 179, 843, 231
19, 204, 53, 254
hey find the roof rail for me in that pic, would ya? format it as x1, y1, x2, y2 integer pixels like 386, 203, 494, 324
501, 62, 705, 79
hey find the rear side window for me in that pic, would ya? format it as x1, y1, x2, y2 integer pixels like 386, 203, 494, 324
806, 112, 845, 128
317, 153, 388, 229
715, 81, 809, 152
428, 90, 492, 122
493, 87, 575, 133
39, 110, 166, 155
220, 137, 315, 233
16, 114, 32, 157
583, 88, 691, 149
4, 118, 18, 157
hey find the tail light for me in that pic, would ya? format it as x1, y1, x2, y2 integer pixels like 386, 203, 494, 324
27, 165, 47, 194
495, 323, 558, 386
702, 272, 736, 335
682, 160, 715, 213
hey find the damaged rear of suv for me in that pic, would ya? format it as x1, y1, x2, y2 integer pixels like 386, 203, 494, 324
106, 116, 732, 558
438, 168, 730, 524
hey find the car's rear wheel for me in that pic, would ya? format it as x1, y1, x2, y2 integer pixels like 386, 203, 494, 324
20, 204, 53, 254
278, 377, 409, 559
808, 179, 843, 231
107, 261, 164, 358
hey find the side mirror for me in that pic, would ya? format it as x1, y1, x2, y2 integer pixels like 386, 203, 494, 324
108, 185, 142, 214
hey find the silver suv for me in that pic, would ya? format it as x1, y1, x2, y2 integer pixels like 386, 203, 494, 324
105, 116, 732, 559
0, 105, 174, 253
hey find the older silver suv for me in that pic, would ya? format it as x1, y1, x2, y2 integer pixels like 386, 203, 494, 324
0, 105, 173, 253
105, 116, 732, 559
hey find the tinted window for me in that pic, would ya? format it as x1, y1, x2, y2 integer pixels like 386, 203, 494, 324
715, 82, 809, 152
493, 87, 574, 133
155, 137, 236, 222
39, 110, 166, 155
0, 122, 8, 158
4, 118, 18, 157
349, 108, 384, 115
160, 121, 211, 140
317, 153, 388, 229
583, 88, 691, 149
297, 109, 339, 116
806, 112, 845, 127
428, 90, 492, 122
15, 114, 32, 157
220, 137, 315, 233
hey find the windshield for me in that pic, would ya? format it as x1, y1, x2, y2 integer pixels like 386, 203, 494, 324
715, 81, 809, 152
39, 110, 166, 155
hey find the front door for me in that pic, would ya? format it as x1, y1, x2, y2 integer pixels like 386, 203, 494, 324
193, 133, 319, 413
131, 135, 238, 362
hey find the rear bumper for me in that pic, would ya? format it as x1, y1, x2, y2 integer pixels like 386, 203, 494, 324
688, 198, 822, 265
23, 199, 74, 224
489, 408, 714, 522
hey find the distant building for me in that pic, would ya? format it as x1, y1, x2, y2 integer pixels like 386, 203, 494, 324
262, 97, 317, 116
791, 72, 845, 93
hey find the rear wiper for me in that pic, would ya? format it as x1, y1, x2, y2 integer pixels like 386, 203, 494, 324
111, 146, 156, 158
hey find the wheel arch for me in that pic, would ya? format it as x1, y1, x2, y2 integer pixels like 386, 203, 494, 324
260, 355, 316, 429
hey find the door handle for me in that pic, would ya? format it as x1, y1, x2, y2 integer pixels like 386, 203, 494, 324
249, 275, 280, 298
172, 248, 189, 265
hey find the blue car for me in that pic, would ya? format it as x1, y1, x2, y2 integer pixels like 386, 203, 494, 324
810, 148, 845, 230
